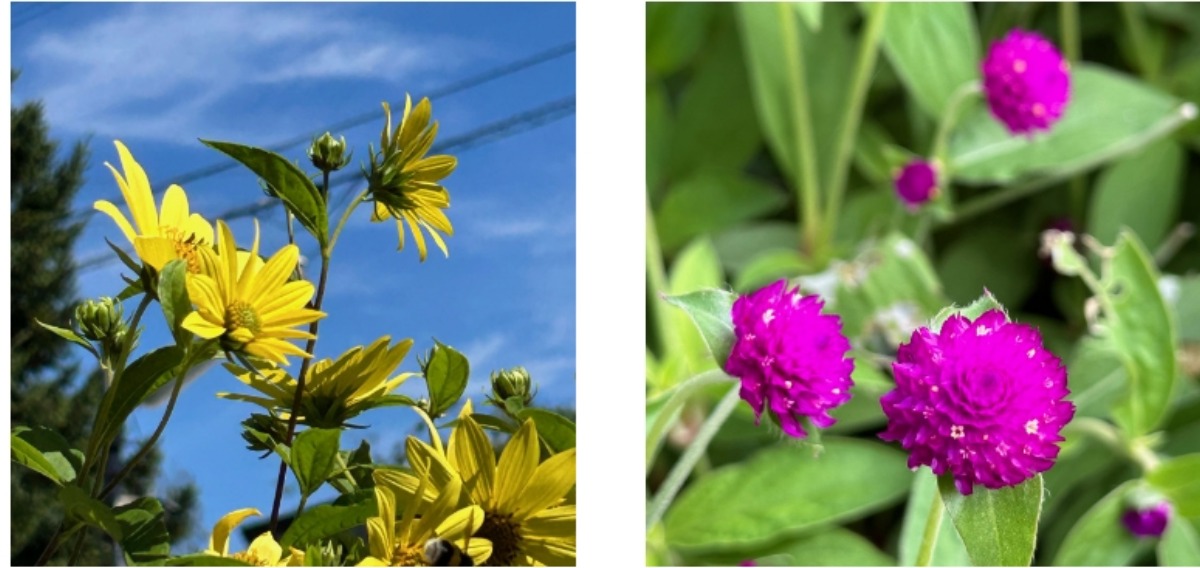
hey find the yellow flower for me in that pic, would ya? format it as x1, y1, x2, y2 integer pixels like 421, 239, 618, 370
219, 336, 416, 427
94, 140, 215, 273
359, 471, 491, 566
206, 508, 304, 566
385, 404, 576, 566
182, 220, 325, 365
367, 95, 456, 262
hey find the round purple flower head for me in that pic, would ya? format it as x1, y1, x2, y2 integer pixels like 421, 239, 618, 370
1122, 502, 1171, 538
894, 160, 938, 210
982, 29, 1071, 135
879, 309, 1075, 495
725, 280, 854, 439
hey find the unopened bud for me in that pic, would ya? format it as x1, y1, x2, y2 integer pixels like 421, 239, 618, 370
491, 367, 535, 406
75, 297, 126, 343
308, 132, 351, 173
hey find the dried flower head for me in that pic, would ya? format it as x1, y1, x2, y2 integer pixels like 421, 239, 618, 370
982, 29, 1071, 135
879, 309, 1075, 495
725, 280, 854, 438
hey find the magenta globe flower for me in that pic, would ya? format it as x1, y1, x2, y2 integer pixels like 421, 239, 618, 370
894, 160, 939, 210
725, 280, 854, 439
981, 29, 1071, 135
879, 309, 1075, 495
1122, 502, 1171, 538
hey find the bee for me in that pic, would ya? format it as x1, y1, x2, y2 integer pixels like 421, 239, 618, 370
423, 507, 476, 567
423, 538, 473, 567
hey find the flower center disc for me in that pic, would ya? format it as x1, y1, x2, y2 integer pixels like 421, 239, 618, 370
225, 300, 262, 335
476, 512, 522, 566
165, 227, 204, 273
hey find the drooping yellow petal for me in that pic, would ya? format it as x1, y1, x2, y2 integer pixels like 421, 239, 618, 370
365, 517, 391, 563
93, 200, 138, 244
208, 508, 260, 555
492, 419, 539, 513
512, 448, 576, 521
421, 219, 450, 259
403, 212, 428, 261
133, 236, 181, 271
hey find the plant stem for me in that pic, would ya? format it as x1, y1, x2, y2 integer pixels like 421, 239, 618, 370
413, 406, 445, 455
930, 82, 981, 167
99, 370, 187, 499
1120, 3, 1157, 83
778, 2, 823, 255
824, 2, 888, 242
646, 369, 736, 471
66, 527, 87, 566
269, 248, 332, 533
646, 384, 742, 530
328, 188, 371, 253
34, 524, 66, 566
916, 488, 945, 566
1060, 3, 1080, 63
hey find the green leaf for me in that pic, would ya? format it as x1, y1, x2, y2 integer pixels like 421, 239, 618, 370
929, 291, 1005, 333
59, 485, 123, 541
661, 289, 737, 366
668, 238, 725, 377
664, 438, 910, 552
938, 473, 1042, 566
692, 527, 895, 566
656, 173, 787, 253
900, 470, 969, 566
1161, 515, 1200, 566
471, 412, 516, 433
1067, 338, 1129, 420
35, 319, 98, 358
1089, 138, 1184, 250
646, 3, 714, 76
736, 3, 802, 182
1147, 454, 1200, 518
11, 426, 84, 485
424, 340, 470, 418
200, 140, 328, 247
157, 259, 191, 341
280, 499, 377, 550
880, 2, 980, 118
794, 2, 823, 31
948, 64, 1185, 184
94, 346, 185, 455
646, 370, 732, 470
167, 554, 252, 566
667, 18, 760, 178
291, 428, 341, 498
712, 222, 797, 275
647, 82, 671, 195
115, 497, 171, 565
1053, 481, 1143, 566
516, 408, 576, 453
1107, 231, 1178, 437
936, 224, 1038, 308
1172, 276, 1200, 342
733, 249, 812, 293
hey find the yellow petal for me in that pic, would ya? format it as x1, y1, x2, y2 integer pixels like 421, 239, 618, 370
237, 220, 263, 298
284, 548, 306, 566
434, 505, 484, 542
371, 201, 389, 223
365, 517, 391, 563
421, 220, 450, 259
466, 538, 494, 566
216, 221, 239, 303
256, 281, 315, 317
513, 448, 576, 521
182, 312, 225, 339
523, 505, 576, 541
414, 475, 463, 539
208, 508, 260, 555
394, 218, 407, 251
185, 213, 215, 245
93, 199, 137, 244
159, 184, 189, 229
492, 419, 538, 513
186, 274, 223, 316
245, 532, 283, 565
108, 141, 159, 236
133, 236, 179, 271
403, 212, 428, 261
373, 485, 395, 555
418, 205, 453, 235
246, 244, 299, 306
520, 536, 576, 567
357, 556, 389, 567
448, 414, 496, 507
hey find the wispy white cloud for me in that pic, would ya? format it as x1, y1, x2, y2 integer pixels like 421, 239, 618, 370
460, 332, 508, 372
20, 3, 478, 143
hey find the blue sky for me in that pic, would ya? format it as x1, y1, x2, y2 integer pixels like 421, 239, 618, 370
11, 2, 575, 552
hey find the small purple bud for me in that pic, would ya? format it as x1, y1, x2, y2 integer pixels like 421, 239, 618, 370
894, 160, 938, 210
1122, 502, 1171, 538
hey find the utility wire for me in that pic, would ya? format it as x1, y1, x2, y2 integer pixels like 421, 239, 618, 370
72, 40, 574, 224
76, 95, 575, 273
12, 3, 68, 29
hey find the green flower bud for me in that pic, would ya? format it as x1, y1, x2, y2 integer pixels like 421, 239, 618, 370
308, 132, 351, 173
75, 297, 126, 343
240, 413, 289, 456
490, 366, 535, 406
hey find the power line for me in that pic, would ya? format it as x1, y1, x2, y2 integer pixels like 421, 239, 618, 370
73, 40, 574, 225
13, 3, 68, 28
76, 96, 575, 273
